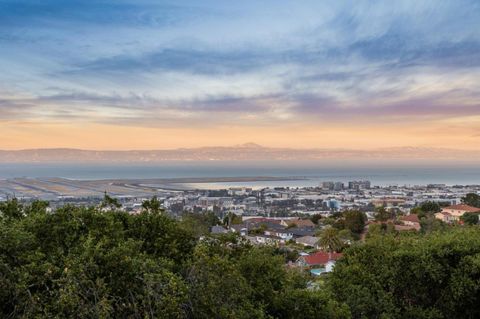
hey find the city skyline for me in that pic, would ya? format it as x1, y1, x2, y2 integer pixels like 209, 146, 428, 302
1, 1, 480, 150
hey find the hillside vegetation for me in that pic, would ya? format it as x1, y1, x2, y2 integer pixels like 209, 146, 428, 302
1, 199, 480, 318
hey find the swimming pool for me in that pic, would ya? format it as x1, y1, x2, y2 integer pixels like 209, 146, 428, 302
310, 268, 326, 276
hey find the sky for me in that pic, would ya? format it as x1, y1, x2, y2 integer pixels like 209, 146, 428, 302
0, 0, 479, 150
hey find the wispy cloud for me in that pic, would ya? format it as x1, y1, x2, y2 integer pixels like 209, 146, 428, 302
0, 0, 479, 148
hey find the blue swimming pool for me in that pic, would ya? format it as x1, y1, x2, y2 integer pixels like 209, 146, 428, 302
310, 268, 326, 276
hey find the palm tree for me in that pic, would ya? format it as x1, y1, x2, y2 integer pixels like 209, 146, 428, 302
317, 227, 342, 254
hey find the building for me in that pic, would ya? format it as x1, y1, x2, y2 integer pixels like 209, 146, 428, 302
436, 204, 480, 222
348, 180, 371, 190
296, 251, 343, 268
210, 225, 228, 234
321, 181, 335, 190
280, 218, 315, 228
254, 234, 286, 245
295, 236, 319, 248
399, 214, 421, 231
434, 211, 455, 223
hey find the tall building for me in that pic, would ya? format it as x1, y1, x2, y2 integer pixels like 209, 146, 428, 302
333, 182, 344, 191
321, 181, 335, 190
348, 180, 371, 191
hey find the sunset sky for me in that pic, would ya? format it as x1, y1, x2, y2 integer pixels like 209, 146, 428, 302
1, 0, 479, 150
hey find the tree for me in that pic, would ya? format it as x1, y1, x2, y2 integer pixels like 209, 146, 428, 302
338, 229, 354, 244
420, 216, 446, 233
100, 192, 121, 210
366, 222, 397, 239
271, 289, 351, 319
0, 197, 23, 220
141, 196, 162, 213
420, 201, 441, 214
461, 212, 479, 225
181, 212, 220, 237
374, 206, 391, 222
343, 210, 366, 235
413, 201, 442, 218
318, 227, 342, 253
310, 214, 322, 225
222, 212, 242, 227
186, 245, 265, 319
462, 193, 480, 208
328, 228, 480, 318
24, 200, 49, 216
237, 248, 291, 313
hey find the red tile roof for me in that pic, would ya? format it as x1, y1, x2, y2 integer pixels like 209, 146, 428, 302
444, 204, 480, 213
400, 214, 420, 223
303, 251, 343, 266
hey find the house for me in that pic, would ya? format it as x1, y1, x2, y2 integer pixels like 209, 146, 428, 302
435, 211, 455, 223
264, 226, 316, 241
246, 220, 285, 231
280, 218, 315, 228
399, 214, 421, 231
295, 235, 319, 248
264, 229, 294, 240
436, 204, 480, 222
289, 227, 317, 238
255, 234, 286, 245
296, 251, 343, 268
210, 225, 228, 234
229, 224, 248, 236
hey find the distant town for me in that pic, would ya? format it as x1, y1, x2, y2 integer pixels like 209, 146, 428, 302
2, 177, 479, 252
2, 178, 478, 216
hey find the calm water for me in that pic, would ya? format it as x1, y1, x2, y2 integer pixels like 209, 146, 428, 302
0, 160, 479, 188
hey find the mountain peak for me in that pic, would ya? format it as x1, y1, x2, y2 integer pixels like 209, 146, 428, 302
235, 142, 264, 148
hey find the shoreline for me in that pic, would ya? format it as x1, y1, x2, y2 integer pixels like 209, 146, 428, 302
0, 176, 309, 199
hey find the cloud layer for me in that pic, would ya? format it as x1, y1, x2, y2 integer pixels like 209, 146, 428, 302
0, 0, 479, 149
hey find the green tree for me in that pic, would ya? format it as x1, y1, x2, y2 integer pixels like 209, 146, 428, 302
338, 229, 354, 244
461, 212, 479, 225
420, 201, 441, 214
310, 214, 322, 225
343, 210, 366, 235
420, 216, 446, 233
141, 195, 162, 213
462, 193, 480, 208
238, 247, 292, 313
100, 192, 121, 210
318, 227, 342, 253
223, 212, 243, 227
374, 206, 391, 222
186, 244, 265, 319
414, 201, 442, 218
0, 197, 23, 220
328, 228, 480, 318
181, 211, 220, 237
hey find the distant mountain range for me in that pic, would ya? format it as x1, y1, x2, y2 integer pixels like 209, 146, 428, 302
0, 143, 479, 162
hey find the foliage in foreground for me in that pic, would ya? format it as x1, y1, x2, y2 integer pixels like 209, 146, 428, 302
0, 200, 347, 319
329, 227, 480, 319
2, 199, 480, 318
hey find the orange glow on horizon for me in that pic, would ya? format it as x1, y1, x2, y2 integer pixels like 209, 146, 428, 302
0, 120, 478, 151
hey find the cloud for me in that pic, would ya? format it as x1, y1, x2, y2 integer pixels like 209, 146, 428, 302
0, 0, 479, 134
0, 1, 197, 29
68, 48, 275, 76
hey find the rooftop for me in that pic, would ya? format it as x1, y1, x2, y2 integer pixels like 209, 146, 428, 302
303, 251, 343, 266
443, 204, 480, 213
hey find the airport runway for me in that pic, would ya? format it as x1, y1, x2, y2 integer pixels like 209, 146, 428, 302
0, 176, 302, 200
